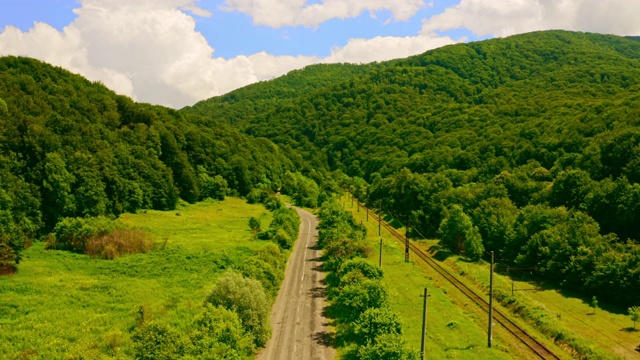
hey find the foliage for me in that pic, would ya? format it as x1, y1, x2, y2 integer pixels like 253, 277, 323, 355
188, 30, 640, 306
337, 257, 383, 286
205, 271, 271, 347
188, 304, 255, 359
248, 216, 261, 233
0, 56, 294, 269
438, 205, 484, 261
628, 306, 640, 329
356, 333, 418, 360
47, 216, 154, 259
282, 171, 321, 208
316, 199, 415, 355
132, 321, 187, 360
353, 306, 402, 345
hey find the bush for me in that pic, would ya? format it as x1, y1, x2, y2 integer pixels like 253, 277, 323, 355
334, 279, 388, 321
255, 243, 284, 271
356, 333, 418, 360
239, 257, 282, 297
205, 271, 271, 347
248, 217, 261, 233
273, 229, 293, 250
50, 216, 121, 252
188, 304, 254, 359
324, 237, 371, 271
49, 217, 154, 259
353, 306, 402, 345
270, 207, 300, 240
337, 258, 383, 282
132, 321, 186, 360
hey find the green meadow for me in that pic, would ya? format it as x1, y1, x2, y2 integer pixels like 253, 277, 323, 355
436, 246, 638, 359
0, 198, 272, 359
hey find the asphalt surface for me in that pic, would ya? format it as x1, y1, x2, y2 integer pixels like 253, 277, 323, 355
256, 207, 335, 360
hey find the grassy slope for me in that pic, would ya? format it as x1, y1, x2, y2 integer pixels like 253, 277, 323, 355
339, 194, 520, 360
342, 199, 632, 360
0, 198, 272, 359
440, 250, 638, 359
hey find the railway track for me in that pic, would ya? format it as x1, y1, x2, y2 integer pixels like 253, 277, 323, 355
360, 202, 562, 360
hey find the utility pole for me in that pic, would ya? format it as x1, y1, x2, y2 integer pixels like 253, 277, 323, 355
357, 199, 360, 212
378, 201, 381, 236
366, 206, 369, 221
420, 287, 429, 360
405, 218, 410, 263
488, 251, 494, 348
379, 238, 383, 268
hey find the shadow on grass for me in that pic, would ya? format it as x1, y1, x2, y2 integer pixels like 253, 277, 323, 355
433, 248, 454, 262
620, 327, 638, 333
313, 330, 335, 348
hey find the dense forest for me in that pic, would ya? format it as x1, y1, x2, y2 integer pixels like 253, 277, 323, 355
4, 30, 640, 309
0, 56, 296, 272
190, 30, 640, 307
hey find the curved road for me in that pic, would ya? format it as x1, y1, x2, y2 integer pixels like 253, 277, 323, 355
257, 207, 335, 360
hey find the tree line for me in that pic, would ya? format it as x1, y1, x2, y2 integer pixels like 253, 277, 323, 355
317, 199, 418, 359
0, 56, 297, 272
189, 31, 640, 308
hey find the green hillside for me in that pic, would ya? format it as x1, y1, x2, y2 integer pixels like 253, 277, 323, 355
0, 56, 294, 272
191, 30, 640, 308
183, 63, 374, 126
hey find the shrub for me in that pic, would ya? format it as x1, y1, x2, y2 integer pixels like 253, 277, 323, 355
188, 304, 254, 359
337, 258, 383, 282
239, 257, 282, 297
255, 243, 284, 271
85, 229, 154, 259
334, 279, 388, 321
356, 333, 418, 360
353, 306, 402, 345
132, 321, 186, 360
205, 271, 271, 347
49, 217, 154, 259
248, 217, 261, 233
324, 237, 371, 271
273, 229, 293, 250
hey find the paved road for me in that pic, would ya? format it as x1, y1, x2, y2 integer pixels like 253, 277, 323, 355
257, 207, 335, 360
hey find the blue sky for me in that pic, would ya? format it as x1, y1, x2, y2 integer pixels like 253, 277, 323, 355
0, 0, 638, 108
1, 0, 476, 59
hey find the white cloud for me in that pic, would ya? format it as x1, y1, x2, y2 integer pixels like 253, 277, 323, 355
0, 0, 455, 108
0, 0, 321, 108
222, 0, 426, 28
325, 34, 458, 64
421, 0, 640, 38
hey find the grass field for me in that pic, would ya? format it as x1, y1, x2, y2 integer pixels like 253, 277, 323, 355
344, 193, 636, 359
436, 244, 640, 359
340, 195, 522, 360
0, 198, 273, 359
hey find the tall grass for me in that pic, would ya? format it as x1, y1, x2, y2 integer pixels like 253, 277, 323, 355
46, 216, 155, 259
84, 229, 155, 260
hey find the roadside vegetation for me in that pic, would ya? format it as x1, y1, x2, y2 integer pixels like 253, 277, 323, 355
0, 198, 298, 359
317, 199, 418, 359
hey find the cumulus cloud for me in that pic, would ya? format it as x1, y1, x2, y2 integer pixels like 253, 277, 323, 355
421, 0, 640, 38
0, 0, 455, 108
325, 34, 458, 64
222, 0, 426, 28
0, 0, 323, 108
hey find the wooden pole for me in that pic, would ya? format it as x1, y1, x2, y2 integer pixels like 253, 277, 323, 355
488, 251, 494, 348
421, 287, 428, 360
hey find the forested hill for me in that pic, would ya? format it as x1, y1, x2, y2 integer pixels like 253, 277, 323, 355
0, 56, 294, 271
183, 63, 374, 125
191, 30, 640, 306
